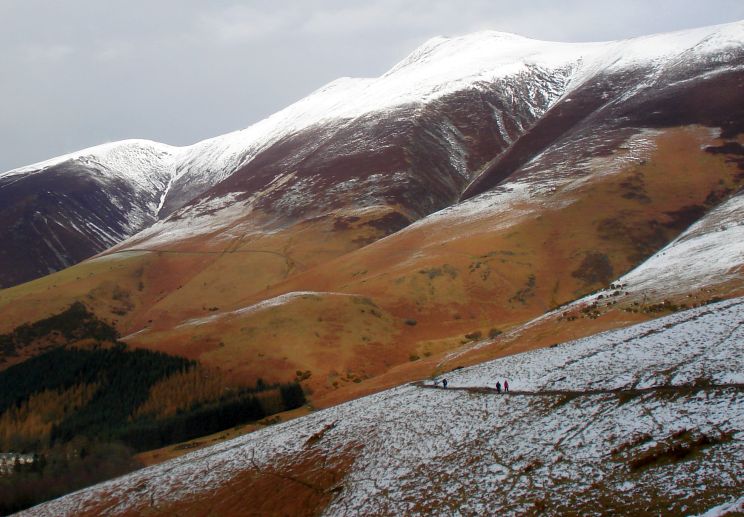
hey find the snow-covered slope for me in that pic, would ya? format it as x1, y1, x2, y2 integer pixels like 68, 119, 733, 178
526, 184, 744, 318
2, 139, 176, 195
618, 189, 744, 296
26, 296, 744, 516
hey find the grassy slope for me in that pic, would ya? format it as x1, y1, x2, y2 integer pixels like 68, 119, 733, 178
1, 126, 743, 407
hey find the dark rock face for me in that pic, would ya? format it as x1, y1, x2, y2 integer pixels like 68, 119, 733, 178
183, 68, 567, 227
0, 162, 160, 288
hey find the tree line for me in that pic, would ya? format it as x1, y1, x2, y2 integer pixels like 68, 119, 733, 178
0, 302, 307, 514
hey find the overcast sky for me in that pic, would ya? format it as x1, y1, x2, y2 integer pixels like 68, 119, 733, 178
1, 1, 743, 172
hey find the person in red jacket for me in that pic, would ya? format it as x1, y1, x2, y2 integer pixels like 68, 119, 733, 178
504, 379, 509, 392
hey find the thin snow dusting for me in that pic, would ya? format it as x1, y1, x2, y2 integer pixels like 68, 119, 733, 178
117, 193, 248, 249
26, 297, 744, 516
399, 126, 665, 242
553, 128, 663, 192
175, 291, 354, 328
693, 495, 744, 517
413, 180, 536, 234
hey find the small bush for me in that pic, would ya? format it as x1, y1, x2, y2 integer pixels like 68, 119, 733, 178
280, 383, 306, 409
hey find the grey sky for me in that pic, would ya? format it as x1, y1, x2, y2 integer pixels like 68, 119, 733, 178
1, 1, 743, 172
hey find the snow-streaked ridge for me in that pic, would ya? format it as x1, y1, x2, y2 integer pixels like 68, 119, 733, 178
175, 291, 356, 328
1, 139, 176, 186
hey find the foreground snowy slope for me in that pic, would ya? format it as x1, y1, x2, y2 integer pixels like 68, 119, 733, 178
26, 297, 744, 516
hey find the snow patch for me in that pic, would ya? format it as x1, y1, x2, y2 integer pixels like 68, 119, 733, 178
176, 291, 355, 328
692, 495, 744, 517
620, 192, 744, 296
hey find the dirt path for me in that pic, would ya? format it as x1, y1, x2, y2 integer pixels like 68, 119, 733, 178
112, 247, 290, 259
107, 247, 304, 276
414, 381, 744, 398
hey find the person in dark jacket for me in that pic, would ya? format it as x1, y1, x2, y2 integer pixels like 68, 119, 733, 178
442, 378, 448, 389
496, 381, 502, 393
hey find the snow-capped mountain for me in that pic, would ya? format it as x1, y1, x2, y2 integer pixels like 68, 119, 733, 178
3, 21, 742, 288
124, 20, 744, 250
3, 21, 744, 515
24, 296, 744, 516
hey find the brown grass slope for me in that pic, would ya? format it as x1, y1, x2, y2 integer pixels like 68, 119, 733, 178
1, 123, 743, 410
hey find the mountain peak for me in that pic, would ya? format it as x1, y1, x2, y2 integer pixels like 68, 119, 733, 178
383, 30, 540, 77
1, 138, 177, 180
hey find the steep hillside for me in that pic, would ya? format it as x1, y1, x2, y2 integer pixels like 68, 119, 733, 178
0, 141, 176, 287
441, 183, 744, 374
120, 21, 744, 253
24, 297, 744, 516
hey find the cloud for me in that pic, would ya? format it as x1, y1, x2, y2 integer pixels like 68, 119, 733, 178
300, 2, 421, 34
199, 5, 300, 43
20, 43, 75, 63
94, 41, 135, 62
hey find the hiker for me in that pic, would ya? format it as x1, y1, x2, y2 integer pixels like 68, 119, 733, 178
504, 379, 509, 393
496, 381, 502, 394
442, 378, 448, 389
